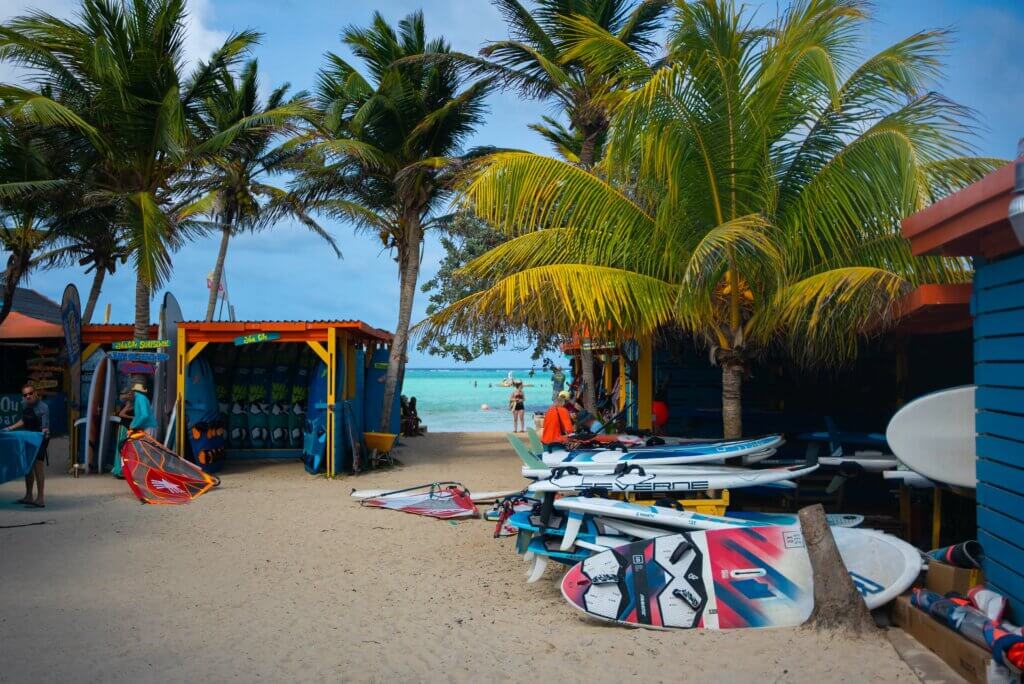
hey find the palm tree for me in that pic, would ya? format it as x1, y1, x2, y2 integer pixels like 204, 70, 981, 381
0, 0, 280, 339
291, 11, 490, 431
194, 60, 338, 321
440, 0, 670, 415
424, 0, 1002, 438
0, 114, 71, 327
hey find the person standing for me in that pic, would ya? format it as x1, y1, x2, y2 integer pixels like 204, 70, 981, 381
551, 366, 566, 402
3, 383, 50, 508
509, 381, 526, 433
541, 391, 574, 446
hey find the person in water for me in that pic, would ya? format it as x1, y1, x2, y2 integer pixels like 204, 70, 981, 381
509, 381, 526, 433
541, 390, 574, 446
550, 366, 566, 402
3, 383, 50, 507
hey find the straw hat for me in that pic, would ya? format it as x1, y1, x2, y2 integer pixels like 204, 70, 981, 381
558, 390, 571, 399
131, 383, 148, 393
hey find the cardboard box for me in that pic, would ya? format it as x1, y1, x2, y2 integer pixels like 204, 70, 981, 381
925, 559, 984, 596
892, 596, 991, 684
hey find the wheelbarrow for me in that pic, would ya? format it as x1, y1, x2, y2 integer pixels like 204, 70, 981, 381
363, 432, 399, 468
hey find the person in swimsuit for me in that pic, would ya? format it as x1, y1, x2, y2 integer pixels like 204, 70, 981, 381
3, 383, 50, 507
509, 381, 526, 433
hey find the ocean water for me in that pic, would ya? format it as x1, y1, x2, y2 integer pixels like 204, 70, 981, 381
402, 368, 565, 432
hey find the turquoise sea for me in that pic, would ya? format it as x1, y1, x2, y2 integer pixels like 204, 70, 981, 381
402, 368, 566, 432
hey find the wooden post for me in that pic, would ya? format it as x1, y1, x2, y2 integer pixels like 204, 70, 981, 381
798, 504, 876, 633
176, 327, 187, 457
325, 327, 337, 478
931, 488, 943, 550
637, 336, 653, 430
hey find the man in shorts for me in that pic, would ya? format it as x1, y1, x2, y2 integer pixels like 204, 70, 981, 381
3, 383, 50, 507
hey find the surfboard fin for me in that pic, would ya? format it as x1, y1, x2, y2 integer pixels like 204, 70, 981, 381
559, 512, 584, 551
527, 556, 548, 583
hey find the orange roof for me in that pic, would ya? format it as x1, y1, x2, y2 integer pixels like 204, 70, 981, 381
891, 283, 973, 335
0, 311, 63, 340
902, 163, 1021, 258
83, 324, 160, 344
177, 320, 392, 344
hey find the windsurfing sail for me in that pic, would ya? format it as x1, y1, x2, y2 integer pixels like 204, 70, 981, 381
121, 430, 217, 504
360, 482, 477, 520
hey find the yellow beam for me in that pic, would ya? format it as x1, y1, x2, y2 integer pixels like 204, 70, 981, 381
176, 327, 187, 457
325, 327, 337, 478
306, 340, 329, 365
637, 336, 653, 430
931, 487, 943, 550
618, 354, 626, 411
185, 340, 208, 365
82, 343, 101, 363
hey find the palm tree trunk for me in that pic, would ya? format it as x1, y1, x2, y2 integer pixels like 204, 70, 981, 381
576, 126, 603, 418
206, 219, 232, 321
0, 251, 29, 328
721, 361, 743, 439
81, 263, 107, 324
380, 217, 423, 432
0, 254, 23, 327
579, 345, 599, 418
134, 274, 150, 341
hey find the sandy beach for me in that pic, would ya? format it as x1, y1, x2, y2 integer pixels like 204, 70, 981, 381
0, 433, 920, 683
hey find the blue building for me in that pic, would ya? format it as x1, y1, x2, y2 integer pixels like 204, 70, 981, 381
903, 159, 1024, 621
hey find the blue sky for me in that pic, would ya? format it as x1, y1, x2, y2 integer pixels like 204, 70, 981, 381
3, 0, 1022, 368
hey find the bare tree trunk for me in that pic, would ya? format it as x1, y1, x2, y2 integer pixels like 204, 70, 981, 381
798, 504, 876, 633
206, 221, 232, 321
134, 274, 150, 341
721, 361, 743, 439
81, 263, 107, 324
380, 217, 423, 432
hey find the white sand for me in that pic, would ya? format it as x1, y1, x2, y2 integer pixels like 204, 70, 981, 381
0, 433, 918, 682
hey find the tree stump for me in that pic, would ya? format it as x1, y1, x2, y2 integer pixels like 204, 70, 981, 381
799, 503, 876, 634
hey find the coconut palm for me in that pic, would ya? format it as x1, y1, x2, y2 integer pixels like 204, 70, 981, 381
0, 113, 72, 327
424, 0, 1002, 438
193, 60, 338, 321
440, 0, 669, 414
0, 0, 282, 339
291, 11, 490, 431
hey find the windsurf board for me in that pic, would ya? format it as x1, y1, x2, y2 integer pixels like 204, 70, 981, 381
542, 434, 783, 467
526, 464, 816, 494
886, 385, 976, 488
561, 526, 922, 629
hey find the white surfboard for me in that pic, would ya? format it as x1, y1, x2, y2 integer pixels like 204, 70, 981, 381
521, 460, 782, 479
526, 464, 816, 494
886, 386, 976, 488
156, 292, 183, 439
819, 451, 898, 472
97, 356, 117, 473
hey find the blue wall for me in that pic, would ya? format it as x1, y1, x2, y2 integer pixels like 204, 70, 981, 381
973, 250, 1024, 621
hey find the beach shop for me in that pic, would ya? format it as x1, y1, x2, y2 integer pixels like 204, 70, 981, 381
902, 156, 1024, 621
173, 320, 397, 477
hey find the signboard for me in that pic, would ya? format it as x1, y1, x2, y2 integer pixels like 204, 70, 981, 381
111, 339, 171, 350
108, 351, 169, 362
234, 332, 280, 346
60, 285, 82, 366
117, 362, 156, 375
373, 362, 389, 370
31, 379, 59, 390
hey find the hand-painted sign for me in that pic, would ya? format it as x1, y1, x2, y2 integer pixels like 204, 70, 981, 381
373, 362, 389, 370
26, 362, 64, 372
109, 351, 169, 362
117, 362, 156, 375
234, 332, 281, 346
32, 379, 59, 390
111, 339, 171, 350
